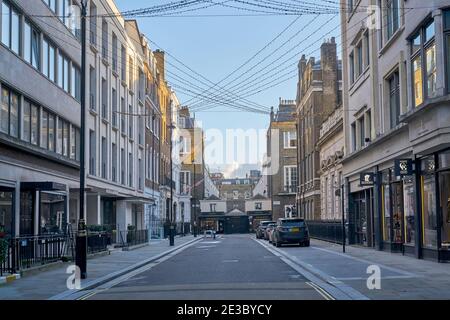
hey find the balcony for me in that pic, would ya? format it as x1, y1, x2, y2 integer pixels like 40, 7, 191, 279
281, 185, 297, 194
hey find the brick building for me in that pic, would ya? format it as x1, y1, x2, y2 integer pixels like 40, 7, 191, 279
267, 99, 298, 221
296, 38, 341, 221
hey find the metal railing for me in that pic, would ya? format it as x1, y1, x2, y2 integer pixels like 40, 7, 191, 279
87, 232, 112, 254
0, 234, 72, 275
306, 220, 343, 244
119, 229, 148, 248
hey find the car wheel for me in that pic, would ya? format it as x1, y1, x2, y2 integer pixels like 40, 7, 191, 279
298, 242, 303, 247
304, 240, 310, 247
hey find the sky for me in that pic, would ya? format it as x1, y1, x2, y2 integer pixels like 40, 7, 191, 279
114, 1, 341, 177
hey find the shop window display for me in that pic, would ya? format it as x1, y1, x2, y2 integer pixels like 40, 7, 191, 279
421, 158, 437, 249
403, 176, 416, 246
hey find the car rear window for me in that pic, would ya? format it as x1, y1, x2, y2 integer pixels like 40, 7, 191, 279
281, 220, 305, 227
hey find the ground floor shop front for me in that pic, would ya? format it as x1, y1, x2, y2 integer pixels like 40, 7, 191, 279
199, 214, 250, 234
346, 148, 450, 262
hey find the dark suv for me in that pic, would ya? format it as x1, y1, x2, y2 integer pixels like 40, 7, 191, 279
256, 221, 276, 239
272, 218, 310, 247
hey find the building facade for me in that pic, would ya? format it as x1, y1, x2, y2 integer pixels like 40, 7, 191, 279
82, 2, 150, 240
317, 105, 344, 221
0, 0, 82, 238
340, 0, 450, 261
296, 38, 342, 222
267, 99, 298, 221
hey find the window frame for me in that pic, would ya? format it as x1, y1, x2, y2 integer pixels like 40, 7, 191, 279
410, 17, 436, 108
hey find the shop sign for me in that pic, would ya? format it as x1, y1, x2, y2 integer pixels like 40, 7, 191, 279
394, 159, 413, 177
360, 172, 375, 186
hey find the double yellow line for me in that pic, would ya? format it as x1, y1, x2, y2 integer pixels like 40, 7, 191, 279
306, 281, 335, 300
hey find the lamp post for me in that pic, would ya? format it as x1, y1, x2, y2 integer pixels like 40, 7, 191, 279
76, 0, 88, 279
169, 103, 175, 247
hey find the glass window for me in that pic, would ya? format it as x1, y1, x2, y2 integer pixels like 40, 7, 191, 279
71, 65, 81, 100
40, 192, 66, 234
75, 128, 80, 161
386, 0, 400, 40
403, 176, 416, 246
70, 126, 75, 160
10, 92, 18, 138
411, 33, 421, 54
426, 43, 437, 97
11, 7, 19, 54
412, 55, 423, 107
439, 172, 450, 250
41, 110, 48, 149
425, 21, 435, 43
421, 159, 437, 249
24, 21, 31, 64
446, 34, 450, 93
58, 53, 64, 88
31, 104, 38, 145
43, 40, 49, 78
349, 53, 355, 83
1, 2, 10, 48
22, 100, 31, 142
48, 113, 55, 151
383, 183, 391, 242
20, 191, 34, 236
0, 191, 13, 236
57, 118, 63, 154
388, 71, 400, 128
63, 121, 69, 157
439, 150, 450, 169
31, 28, 40, 69
49, 45, 55, 82
0, 84, 10, 132
63, 58, 69, 92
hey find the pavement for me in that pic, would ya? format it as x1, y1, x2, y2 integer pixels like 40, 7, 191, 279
0, 235, 199, 300
1, 234, 449, 300
274, 238, 450, 300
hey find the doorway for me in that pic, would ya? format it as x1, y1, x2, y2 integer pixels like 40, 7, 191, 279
439, 171, 450, 250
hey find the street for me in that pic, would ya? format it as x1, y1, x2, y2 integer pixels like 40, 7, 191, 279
83, 235, 326, 300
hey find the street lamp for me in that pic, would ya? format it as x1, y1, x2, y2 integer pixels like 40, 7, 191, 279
169, 102, 176, 247
76, 0, 88, 279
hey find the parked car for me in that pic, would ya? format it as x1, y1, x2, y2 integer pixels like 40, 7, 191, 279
272, 218, 310, 247
204, 230, 216, 239
256, 221, 276, 239
264, 223, 277, 242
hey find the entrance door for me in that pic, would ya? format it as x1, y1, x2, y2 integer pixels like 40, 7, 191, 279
354, 192, 367, 246
391, 182, 404, 247
103, 199, 116, 231
439, 172, 450, 250
0, 189, 14, 237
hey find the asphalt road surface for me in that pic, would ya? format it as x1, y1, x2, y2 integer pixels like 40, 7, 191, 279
84, 234, 326, 300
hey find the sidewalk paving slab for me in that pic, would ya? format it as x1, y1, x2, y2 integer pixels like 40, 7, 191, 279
0, 236, 199, 300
